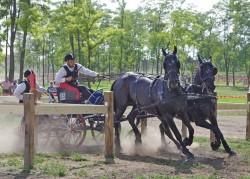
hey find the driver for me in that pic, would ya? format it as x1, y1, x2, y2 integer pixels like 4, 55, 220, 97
55, 53, 102, 100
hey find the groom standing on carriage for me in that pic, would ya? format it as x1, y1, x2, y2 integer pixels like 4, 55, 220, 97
55, 53, 103, 101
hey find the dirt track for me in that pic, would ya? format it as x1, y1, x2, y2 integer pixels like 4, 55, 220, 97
0, 114, 247, 153
122, 114, 247, 140
0, 114, 248, 178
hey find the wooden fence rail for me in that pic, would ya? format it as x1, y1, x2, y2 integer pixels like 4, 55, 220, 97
0, 92, 114, 169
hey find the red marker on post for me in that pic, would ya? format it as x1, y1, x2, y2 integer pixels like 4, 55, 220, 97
29, 72, 37, 102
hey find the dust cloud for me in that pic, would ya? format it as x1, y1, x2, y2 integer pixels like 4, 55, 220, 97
0, 126, 23, 153
0, 116, 199, 156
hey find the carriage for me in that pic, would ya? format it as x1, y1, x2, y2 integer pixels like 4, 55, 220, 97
20, 82, 106, 148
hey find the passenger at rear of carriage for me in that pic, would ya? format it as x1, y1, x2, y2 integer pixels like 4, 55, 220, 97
54, 53, 103, 101
0, 77, 11, 96
47, 81, 57, 102
14, 69, 47, 103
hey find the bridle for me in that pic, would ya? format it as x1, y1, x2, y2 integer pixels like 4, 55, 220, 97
199, 64, 216, 94
163, 54, 180, 85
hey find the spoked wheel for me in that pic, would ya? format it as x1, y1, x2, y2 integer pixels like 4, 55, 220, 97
37, 115, 52, 146
55, 114, 86, 148
19, 117, 25, 140
88, 115, 105, 144
19, 116, 52, 146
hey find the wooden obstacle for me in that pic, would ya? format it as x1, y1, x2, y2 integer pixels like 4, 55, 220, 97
0, 92, 114, 169
247, 92, 250, 140
0, 91, 249, 169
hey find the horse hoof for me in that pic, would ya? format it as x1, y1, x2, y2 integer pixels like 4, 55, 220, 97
211, 141, 221, 151
183, 137, 191, 146
135, 139, 142, 145
186, 153, 195, 160
228, 151, 237, 157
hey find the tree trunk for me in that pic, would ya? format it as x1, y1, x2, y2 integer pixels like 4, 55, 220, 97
4, 21, 8, 79
9, 0, 18, 82
70, 35, 75, 55
42, 37, 45, 87
87, 47, 91, 88
77, 30, 81, 64
19, 30, 27, 81
232, 68, 235, 86
224, 52, 229, 86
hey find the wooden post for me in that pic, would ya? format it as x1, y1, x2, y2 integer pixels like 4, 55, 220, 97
210, 92, 217, 142
29, 73, 38, 150
24, 93, 35, 169
246, 92, 250, 140
104, 91, 114, 162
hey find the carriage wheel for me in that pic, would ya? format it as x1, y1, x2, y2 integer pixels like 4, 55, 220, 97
55, 114, 86, 148
88, 118, 105, 144
19, 116, 52, 146
37, 115, 52, 146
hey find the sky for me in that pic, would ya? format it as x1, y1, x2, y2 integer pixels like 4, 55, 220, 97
183, 0, 220, 12
99, 0, 220, 12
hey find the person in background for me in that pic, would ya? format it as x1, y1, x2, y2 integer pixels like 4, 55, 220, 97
55, 53, 103, 100
47, 81, 57, 102
0, 77, 11, 96
14, 69, 47, 103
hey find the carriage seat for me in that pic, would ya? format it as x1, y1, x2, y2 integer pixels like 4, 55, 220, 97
57, 82, 81, 103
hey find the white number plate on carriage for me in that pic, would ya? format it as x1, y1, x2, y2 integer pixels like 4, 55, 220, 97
59, 92, 66, 100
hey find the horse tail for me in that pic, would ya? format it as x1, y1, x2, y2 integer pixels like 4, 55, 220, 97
110, 80, 117, 91
110, 80, 117, 111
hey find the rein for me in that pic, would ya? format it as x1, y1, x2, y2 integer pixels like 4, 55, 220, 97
138, 90, 216, 111
138, 94, 187, 110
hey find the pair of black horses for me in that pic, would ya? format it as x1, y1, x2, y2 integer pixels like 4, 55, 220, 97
111, 46, 236, 159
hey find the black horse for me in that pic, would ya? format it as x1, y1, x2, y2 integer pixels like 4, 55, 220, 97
160, 55, 236, 157
111, 46, 195, 159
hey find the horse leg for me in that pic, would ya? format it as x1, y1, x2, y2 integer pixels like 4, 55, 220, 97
180, 112, 194, 146
127, 106, 141, 145
114, 107, 127, 153
208, 114, 236, 157
163, 116, 195, 159
159, 121, 181, 150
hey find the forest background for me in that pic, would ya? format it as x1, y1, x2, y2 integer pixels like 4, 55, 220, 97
0, 0, 249, 88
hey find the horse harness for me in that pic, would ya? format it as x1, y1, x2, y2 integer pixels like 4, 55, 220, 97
133, 74, 185, 117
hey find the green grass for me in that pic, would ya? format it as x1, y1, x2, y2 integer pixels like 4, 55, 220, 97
215, 85, 248, 96
215, 85, 248, 103
217, 98, 247, 103
40, 161, 67, 177
80, 79, 115, 92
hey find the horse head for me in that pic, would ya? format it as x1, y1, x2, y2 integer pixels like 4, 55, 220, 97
197, 55, 218, 94
162, 46, 180, 91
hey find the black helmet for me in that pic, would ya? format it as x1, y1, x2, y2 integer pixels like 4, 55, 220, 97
64, 53, 74, 61
24, 69, 34, 78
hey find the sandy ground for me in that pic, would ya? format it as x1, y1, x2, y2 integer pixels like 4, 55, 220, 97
0, 113, 247, 153
0, 113, 249, 179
